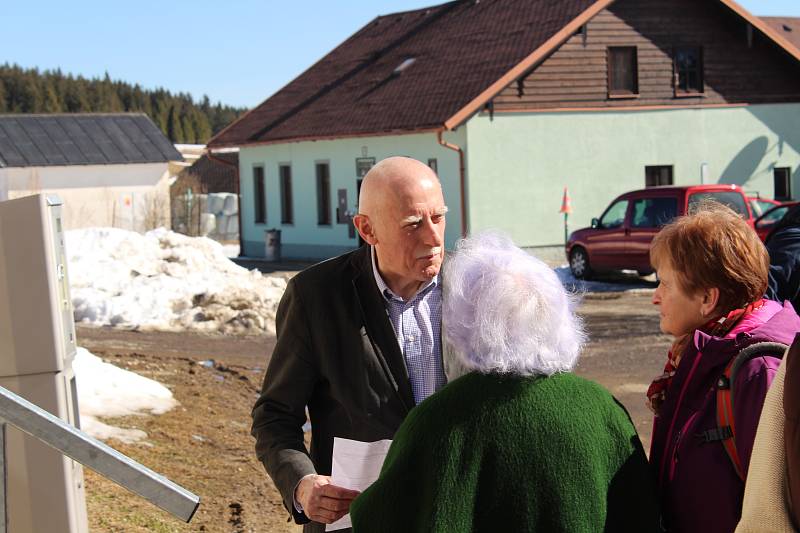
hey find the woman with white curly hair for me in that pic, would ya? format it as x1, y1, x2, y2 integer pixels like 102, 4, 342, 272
350, 232, 660, 533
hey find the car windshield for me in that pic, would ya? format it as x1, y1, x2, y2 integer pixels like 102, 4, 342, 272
688, 191, 748, 217
599, 200, 628, 229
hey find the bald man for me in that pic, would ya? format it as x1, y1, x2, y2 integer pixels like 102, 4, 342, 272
251, 157, 449, 532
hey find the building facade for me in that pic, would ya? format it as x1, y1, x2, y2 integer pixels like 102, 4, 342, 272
212, 0, 800, 258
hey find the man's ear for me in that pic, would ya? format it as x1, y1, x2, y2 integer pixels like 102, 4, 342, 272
353, 214, 378, 245
700, 287, 720, 318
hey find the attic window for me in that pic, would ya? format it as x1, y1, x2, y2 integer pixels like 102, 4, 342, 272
393, 58, 417, 75
784, 24, 793, 32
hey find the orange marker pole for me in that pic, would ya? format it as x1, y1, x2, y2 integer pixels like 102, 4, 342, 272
559, 187, 572, 244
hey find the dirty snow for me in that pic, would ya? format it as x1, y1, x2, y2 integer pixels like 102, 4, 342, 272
555, 265, 656, 294
66, 227, 285, 335
73, 347, 177, 443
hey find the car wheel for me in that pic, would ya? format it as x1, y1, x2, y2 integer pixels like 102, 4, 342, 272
570, 247, 592, 279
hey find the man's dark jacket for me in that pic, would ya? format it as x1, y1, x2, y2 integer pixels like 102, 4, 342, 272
766, 225, 800, 312
251, 246, 419, 533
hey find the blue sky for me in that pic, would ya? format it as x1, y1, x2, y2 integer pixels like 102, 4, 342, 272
3, 0, 798, 109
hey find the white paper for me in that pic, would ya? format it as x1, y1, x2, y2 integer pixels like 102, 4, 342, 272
326, 437, 392, 531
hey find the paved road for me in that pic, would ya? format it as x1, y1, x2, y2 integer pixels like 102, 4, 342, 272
573, 290, 669, 447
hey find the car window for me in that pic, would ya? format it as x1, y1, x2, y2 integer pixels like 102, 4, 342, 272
750, 199, 778, 218
599, 200, 628, 229
688, 191, 748, 217
757, 206, 789, 227
631, 197, 678, 228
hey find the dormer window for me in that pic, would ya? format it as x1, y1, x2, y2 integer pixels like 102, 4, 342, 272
393, 58, 417, 75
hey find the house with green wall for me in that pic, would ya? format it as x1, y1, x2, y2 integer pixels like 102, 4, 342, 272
208, 0, 800, 260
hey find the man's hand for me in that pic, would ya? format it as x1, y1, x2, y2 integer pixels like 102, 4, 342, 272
296, 475, 361, 524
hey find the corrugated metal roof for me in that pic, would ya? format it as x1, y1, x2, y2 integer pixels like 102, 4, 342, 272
0, 113, 183, 168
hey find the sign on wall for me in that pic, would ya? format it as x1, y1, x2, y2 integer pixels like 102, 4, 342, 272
356, 157, 375, 178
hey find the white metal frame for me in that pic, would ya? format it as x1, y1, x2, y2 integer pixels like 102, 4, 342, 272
0, 384, 199, 531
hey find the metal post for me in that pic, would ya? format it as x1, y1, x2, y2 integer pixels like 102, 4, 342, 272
185, 188, 193, 236
0, 423, 6, 533
0, 386, 199, 522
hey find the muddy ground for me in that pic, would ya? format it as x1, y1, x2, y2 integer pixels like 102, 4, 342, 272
76, 288, 670, 532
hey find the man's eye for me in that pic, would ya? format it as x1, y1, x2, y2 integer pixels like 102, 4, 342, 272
432, 215, 444, 223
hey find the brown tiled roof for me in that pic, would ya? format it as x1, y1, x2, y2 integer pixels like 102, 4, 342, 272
179, 152, 238, 193
209, 0, 601, 147
210, 0, 800, 148
762, 17, 800, 53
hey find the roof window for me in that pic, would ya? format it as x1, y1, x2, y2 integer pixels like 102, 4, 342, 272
393, 58, 417, 75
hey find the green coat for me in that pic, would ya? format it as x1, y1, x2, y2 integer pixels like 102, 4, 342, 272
350, 372, 660, 532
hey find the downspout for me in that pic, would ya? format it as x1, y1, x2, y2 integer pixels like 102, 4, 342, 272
207, 149, 243, 257
437, 129, 467, 238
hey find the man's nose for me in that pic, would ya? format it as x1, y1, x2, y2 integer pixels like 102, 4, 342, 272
422, 217, 443, 245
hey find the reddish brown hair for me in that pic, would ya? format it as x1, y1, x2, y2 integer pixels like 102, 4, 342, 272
650, 201, 768, 314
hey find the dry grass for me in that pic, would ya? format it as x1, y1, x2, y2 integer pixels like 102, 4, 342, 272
81, 350, 294, 532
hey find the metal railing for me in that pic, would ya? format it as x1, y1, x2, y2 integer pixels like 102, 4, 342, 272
0, 384, 200, 531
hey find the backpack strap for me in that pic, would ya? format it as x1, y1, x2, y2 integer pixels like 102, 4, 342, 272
700, 341, 789, 480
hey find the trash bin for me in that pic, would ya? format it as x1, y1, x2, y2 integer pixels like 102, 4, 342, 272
265, 229, 281, 262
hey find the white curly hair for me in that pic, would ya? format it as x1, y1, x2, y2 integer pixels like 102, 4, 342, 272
443, 231, 585, 376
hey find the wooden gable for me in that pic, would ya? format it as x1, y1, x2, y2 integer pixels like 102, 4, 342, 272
494, 0, 800, 112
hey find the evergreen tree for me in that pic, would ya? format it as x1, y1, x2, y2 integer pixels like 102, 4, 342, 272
0, 80, 7, 113
152, 93, 170, 134
167, 104, 184, 142
18, 74, 42, 112
43, 83, 62, 112
192, 109, 212, 142
63, 78, 91, 112
181, 112, 196, 143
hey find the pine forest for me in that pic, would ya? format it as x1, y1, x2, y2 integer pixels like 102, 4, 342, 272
0, 63, 247, 144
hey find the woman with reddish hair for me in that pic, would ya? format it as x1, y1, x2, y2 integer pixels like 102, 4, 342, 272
647, 202, 800, 532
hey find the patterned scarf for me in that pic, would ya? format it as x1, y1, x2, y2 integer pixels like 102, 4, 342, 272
646, 299, 765, 415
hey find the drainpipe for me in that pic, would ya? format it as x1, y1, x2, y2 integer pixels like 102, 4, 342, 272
437, 129, 467, 238
207, 149, 243, 257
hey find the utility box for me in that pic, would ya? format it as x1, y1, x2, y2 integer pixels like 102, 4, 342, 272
0, 194, 88, 533
265, 228, 281, 262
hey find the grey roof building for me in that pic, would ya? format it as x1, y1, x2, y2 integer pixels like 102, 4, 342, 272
0, 113, 182, 232
0, 113, 182, 168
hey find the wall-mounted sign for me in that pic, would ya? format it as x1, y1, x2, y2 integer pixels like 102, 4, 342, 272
356, 157, 376, 178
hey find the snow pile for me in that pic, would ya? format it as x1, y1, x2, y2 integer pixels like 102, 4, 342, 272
66, 227, 286, 334
73, 347, 176, 444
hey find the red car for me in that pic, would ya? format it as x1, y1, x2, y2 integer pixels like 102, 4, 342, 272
755, 202, 799, 242
566, 184, 753, 279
